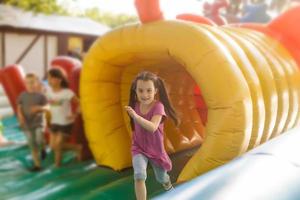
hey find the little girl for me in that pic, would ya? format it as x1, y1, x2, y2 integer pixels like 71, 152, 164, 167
46, 68, 82, 167
125, 71, 179, 200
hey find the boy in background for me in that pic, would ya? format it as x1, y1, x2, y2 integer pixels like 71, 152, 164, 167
17, 73, 48, 171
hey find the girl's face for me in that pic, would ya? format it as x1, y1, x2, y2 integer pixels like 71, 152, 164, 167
47, 75, 61, 88
136, 80, 157, 106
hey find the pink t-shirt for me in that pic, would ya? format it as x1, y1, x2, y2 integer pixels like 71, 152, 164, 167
131, 101, 172, 171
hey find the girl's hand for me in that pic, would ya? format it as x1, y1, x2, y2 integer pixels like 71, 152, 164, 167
48, 99, 60, 105
66, 114, 77, 121
30, 106, 42, 114
124, 106, 138, 119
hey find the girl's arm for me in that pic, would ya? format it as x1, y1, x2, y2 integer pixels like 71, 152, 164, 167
30, 104, 50, 113
135, 114, 162, 133
67, 95, 80, 121
125, 106, 162, 133
72, 95, 81, 115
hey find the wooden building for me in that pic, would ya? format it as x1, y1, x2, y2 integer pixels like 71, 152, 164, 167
0, 5, 110, 78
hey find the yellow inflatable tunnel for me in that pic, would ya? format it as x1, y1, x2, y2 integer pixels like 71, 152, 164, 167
81, 20, 300, 182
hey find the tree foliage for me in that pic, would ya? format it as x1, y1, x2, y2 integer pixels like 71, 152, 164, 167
84, 7, 138, 28
0, 0, 139, 28
1, 0, 68, 15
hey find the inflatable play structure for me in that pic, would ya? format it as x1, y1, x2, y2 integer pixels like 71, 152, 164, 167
1, 0, 300, 199
203, 0, 229, 25
201, 0, 272, 25
81, 0, 300, 184
155, 126, 300, 200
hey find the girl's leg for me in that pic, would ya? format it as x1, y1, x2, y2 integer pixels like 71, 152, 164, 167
135, 180, 147, 200
54, 133, 64, 167
133, 154, 148, 200
61, 137, 82, 161
150, 162, 173, 191
49, 132, 56, 150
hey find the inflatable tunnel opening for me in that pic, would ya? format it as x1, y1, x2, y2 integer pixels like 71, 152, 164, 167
81, 21, 263, 174
81, 43, 208, 170
119, 53, 207, 154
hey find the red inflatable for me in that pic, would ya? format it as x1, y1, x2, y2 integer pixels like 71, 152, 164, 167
51, 56, 81, 80
135, 0, 164, 23
69, 67, 81, 144
69, 67, 81, 96
268, 5, 300, 68
233, 6, 300, 68
0, 65, 26, 114
203, 0, 229, 25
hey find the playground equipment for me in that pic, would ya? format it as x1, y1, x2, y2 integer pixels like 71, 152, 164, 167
0, 65, 26, 114
1, 1, 300, 199
81, 0, 300, 183
203, 0, 229, 25
51, 56, 82, 79
155, 126, 300, 200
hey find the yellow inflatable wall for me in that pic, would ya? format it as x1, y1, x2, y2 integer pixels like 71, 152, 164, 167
81, 21, 300, 182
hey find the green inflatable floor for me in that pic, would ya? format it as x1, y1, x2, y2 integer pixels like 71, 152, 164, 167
0, 116, 197, 200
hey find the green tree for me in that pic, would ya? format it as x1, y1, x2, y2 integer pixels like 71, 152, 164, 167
0, 0, 139, 28
84, 7, 138, 28
1, 0, 68, 15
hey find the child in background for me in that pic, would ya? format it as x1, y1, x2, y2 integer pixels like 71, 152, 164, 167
0, 117, 14, 147
17, 73, 48, 171
125, 71, 179, 200
46, 68, 82, 167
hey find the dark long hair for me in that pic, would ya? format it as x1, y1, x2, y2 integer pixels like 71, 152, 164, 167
128, 71, 179, 130
48, 68, 69, 88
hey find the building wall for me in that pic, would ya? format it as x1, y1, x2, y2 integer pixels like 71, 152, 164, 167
3, 32, 58, 78
0, 32, 2, 67
7, 32, 44, 77
47, 35, 58, 73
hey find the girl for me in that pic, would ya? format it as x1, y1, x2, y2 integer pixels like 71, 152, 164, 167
125, 71, 179, 200
46, 68, 82, 167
